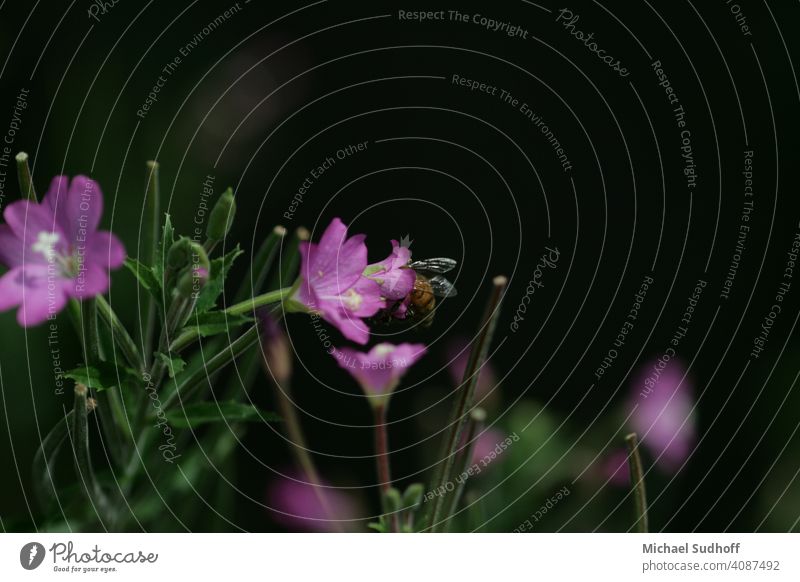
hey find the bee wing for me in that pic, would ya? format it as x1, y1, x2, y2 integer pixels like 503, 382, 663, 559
409, 258, 457, 274
428, 275, 458, 298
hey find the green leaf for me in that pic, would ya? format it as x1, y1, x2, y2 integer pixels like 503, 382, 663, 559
182, 311, 254, 339
166, 401, 280, 429
65, 361, 137, 392
124, 257, 162, 305
156, 352, 187, 378
152, 213, 175, 283
194, 244, 243, 313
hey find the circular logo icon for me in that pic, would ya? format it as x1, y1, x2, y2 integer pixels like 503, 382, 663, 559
20, 542, 46, 570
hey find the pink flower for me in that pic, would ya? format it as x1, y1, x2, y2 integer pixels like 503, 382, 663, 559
469, 428, 506, 467
267, 471, 361, 532
334, 342, 427, 404
629, 359, 696, 470
364, 240, 415, 301
0, 176, 125, 326
295, 218, 384, 344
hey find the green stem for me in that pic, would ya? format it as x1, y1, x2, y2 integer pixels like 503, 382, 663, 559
71, 384, 111, 525
225, 287, 293, 316
374, 405, 400, 533
81, 298, 101, 364
625, 432, 649, 533
233, 226, 286, 304
428, 276, 507, 532
15, 152, 37, 202
96, 296, 145, 373
143, 161, 161, 367
160, 324, 261, 412
273, 379, 342, 532
268, 227, 308, 290
444, 407, 486, 530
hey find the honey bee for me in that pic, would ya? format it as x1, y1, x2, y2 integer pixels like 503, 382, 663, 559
374, 258, 458, 328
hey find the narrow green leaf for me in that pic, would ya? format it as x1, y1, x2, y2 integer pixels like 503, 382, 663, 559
124, 258, 162, 301
166, 402, 280, 429
153, 213, 175, 284
181, 311, 253, 339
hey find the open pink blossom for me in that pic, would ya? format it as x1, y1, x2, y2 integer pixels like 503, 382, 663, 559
294, 218, 383, 344
364, 240, 415, 301
267, 471, 362, 532
0, 176, 125, 326
629, 359, 696, 470
334, 342, 427, 403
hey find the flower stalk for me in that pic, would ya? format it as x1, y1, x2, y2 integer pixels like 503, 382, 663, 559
428, 275, 507, 531
15, 151, 37, 201
444, 407, 486, 530
142, 161, 161, 365
225, 286, 293, 316
373, 404, 400, 533
625, 432, 649, 533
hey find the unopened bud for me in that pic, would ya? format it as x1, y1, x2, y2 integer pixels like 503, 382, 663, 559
258, 310, 292, 384
167, 237, 194, 270
176, 243, 210, 298
402, 483, 424, 510
206, 187, 236, 241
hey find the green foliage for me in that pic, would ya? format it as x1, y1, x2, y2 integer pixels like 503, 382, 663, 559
152, 213, 175, 284
181, 311, 253, 338
193, 244, 243, 313
65, 361, 138, 392
124, 258, 162, 304
156, 353, 187, 378
166, 402, 280, 429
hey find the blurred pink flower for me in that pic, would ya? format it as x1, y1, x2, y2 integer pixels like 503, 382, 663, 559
469, 428, 506, 466
294, 218, 384, 344
267, 471, 361, 533
364, 239, 415, 301
334, 342, 427, 404
0, 176, 125, 326
599, 448, 630, 486
446, 338, 498, 402
629, 359, 696, 470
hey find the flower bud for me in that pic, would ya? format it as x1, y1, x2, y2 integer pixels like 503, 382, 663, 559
258, 310, 292, 384
206, 187, 236, 242
176, 243, 210, 298
166, 236, 194, 270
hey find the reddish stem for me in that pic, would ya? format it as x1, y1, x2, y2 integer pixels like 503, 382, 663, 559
373, 405, 400, 532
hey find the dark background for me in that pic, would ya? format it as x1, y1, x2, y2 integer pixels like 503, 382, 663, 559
1, 0, 799, 532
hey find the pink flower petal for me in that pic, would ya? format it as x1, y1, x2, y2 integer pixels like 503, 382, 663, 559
87, 231, 126, 269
